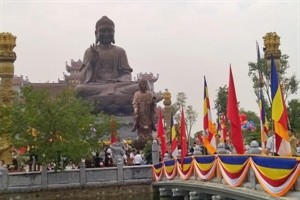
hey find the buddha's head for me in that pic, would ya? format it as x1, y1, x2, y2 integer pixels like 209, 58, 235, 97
95, 16, 115, 45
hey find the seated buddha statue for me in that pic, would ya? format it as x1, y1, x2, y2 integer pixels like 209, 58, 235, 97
75, 16, 139, 115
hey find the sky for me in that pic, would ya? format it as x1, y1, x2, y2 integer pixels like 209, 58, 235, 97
1, 0, 299, 133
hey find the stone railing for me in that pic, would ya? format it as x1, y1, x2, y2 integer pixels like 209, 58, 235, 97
0, 162, 152, 192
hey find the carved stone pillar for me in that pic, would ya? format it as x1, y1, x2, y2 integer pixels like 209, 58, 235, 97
263, 32, 281, 71
0, 32, 16, 104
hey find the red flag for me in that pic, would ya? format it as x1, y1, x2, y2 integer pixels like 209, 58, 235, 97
180, 107, 188, 165
226, 66, 244, 154
157, 110, 167, 159
110, 119, 117, 144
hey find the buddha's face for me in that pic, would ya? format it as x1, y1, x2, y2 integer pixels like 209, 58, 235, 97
96, 24, 115, 45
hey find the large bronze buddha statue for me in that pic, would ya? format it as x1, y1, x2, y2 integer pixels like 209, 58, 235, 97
75, 16, 139, 115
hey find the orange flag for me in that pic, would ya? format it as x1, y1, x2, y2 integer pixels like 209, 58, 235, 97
226, 66, 244, 154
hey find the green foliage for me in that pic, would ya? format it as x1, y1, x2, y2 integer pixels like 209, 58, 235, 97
248, 54, 299, 106
0, 86, 111, 166
143, 140, 153, 164
288, 99, 300, 136
170, 92, 198, 143
214, 85, 228, 116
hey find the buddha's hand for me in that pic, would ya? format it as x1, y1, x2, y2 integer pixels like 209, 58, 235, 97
89, 44, 99, 66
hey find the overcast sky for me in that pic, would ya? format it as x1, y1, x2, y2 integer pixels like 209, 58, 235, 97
1, 0, 299, 132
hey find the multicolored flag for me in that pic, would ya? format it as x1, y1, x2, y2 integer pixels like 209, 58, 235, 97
180, 107, 188, 166
203, 76, 217, 154
226, 66, 244, 154
170, 114, 178, 158
259, 89, 269, 150
270, 55, 291, 156
157, 110, 167, 159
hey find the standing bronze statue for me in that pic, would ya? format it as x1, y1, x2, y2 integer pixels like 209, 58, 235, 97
75, 16, 139, 115
132, 80, 157, 141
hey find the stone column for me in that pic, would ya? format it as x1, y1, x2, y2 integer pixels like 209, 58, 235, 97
0, 168, 8, 190
117, 158, 124, 183
0, 32, 16, 104
79, 162, 86, 186
41, 165, 48, 189
152, 140, 159, 164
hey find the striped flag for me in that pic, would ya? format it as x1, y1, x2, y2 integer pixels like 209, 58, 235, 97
270, 55, 291, 156
227, 65, 244, 154
157, 110, 167, 159
203, 76, 217, 154
170, 114, 178, 158
259, 89, 269, 150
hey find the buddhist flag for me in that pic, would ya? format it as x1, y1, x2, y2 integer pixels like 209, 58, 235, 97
203, 76, 217, 154
180, 107, 188, 165
270, 55, 291, 156
170, 114, 178, 158
259, 89, 269, 150
226, 66, 244, 154
157, 110, 167, 159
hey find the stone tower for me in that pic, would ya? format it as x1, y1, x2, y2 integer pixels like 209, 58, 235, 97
0, 32, 17, 104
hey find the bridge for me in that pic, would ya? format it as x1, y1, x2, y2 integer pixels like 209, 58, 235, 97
152, 155, 300, 200
0, 154, 299, 200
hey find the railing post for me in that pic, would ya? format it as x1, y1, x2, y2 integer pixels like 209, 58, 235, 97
41, 165, 48, 189
117, 158, 124, 183
79, 162, 86, 186
0, 168, 8, 190
152, 140, 159, 164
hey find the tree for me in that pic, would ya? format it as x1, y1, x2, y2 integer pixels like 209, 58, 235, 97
288, 99, 300, 136
248, 54, 299, 107
214, 85, 228, 117
170, 92, 198, 145
0, 86, 112, 169
185, 105, 198, 144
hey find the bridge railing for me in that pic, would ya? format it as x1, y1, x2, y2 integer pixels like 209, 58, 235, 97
153, 155, 300, 197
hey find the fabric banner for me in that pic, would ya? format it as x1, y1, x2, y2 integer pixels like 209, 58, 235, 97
153, 162, 164, 181
164, 159, 177, 180
250, 156, 300, 197
177, 156, 194, 180
194, 155, 216, 180
218, 155, 250, 187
